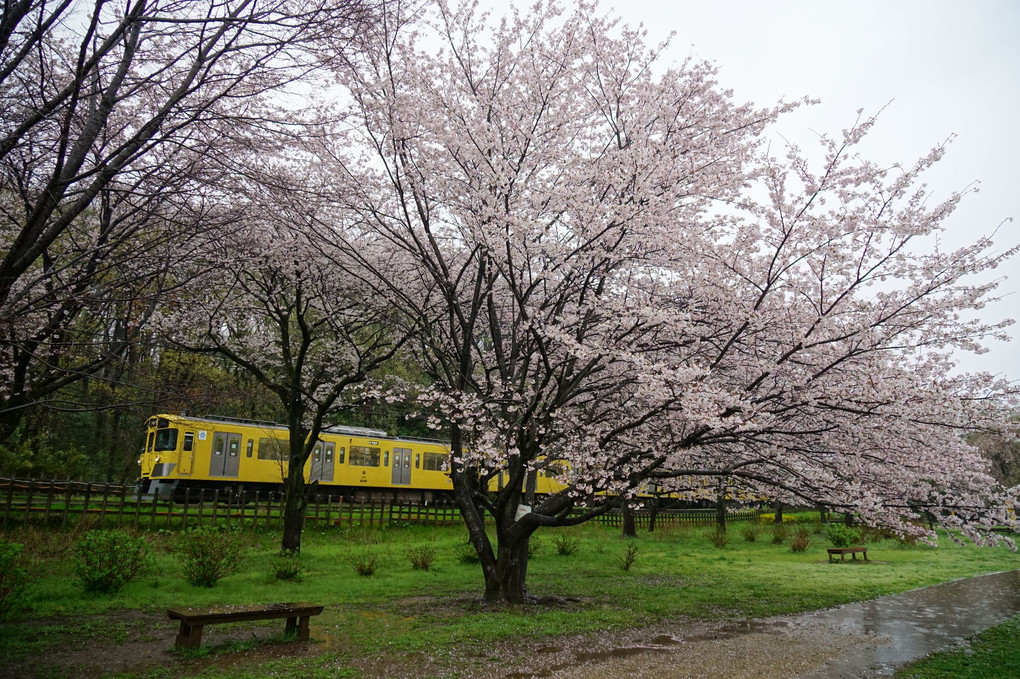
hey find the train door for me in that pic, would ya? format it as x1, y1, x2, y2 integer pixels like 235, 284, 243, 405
209, 431, 242, 477
310, 442, 335, 483
391, 447, 412, 485
178, 431, 195, 475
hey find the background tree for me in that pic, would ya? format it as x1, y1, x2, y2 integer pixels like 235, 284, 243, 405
330, 0, 1018, 603
0, 0, 369, 446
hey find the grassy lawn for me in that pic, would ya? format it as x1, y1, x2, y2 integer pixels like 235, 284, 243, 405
895, 614, 1020, 679
1, 517, 1018, 678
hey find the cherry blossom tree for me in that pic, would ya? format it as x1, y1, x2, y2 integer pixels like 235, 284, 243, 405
326, 0, 1018, 603
0, 0, 370, 443
163, 165, 415, 553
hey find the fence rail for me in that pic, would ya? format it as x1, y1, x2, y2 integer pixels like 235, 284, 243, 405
0, 477, 758, 531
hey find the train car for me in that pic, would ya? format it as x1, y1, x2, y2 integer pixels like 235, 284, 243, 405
137, 413, 457, 503
136, 413, 568, 503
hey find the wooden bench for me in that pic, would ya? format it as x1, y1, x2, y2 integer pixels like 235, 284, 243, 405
827, 547, 868, 563
167, 603, 324, 648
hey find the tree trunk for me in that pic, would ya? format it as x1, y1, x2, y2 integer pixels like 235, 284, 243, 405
483, 533, 531, 604
647, 496, 659, 533
715, 491, 726, 532
622, 502, 637, 538
281, 464, 308, 553
774, 501, 784, 524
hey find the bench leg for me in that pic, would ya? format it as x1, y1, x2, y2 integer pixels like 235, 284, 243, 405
176, 622, 203, 649
284, 615, 311, 641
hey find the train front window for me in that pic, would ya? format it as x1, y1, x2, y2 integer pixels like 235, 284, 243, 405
146, 431, 155, 453
154, 428, 178, 451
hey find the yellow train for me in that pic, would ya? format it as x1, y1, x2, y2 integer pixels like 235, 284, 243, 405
136, 413, 563, 503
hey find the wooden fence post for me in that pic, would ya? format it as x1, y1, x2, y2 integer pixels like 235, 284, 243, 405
99, 483, 110, 526
61, 482, 73, 529
133, 486, 142, 530
22, 480, 35, 523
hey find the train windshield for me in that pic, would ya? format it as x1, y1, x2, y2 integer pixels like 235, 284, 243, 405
154, 428, 178, 452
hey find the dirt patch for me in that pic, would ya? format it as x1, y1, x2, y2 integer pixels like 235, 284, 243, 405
0, 602, 886, 679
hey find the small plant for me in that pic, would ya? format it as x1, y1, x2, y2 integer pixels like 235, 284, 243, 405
73, 529, 149, 595
528, 536, 542, 557
349, 553, 376, 576
457, 543, 481, 564
0, 541, 27, 621
407, 545, 437, 571
706, 528, 728, 548
617, 543, 639, 571
270, 549, 303, 581
740, 523, 761, 542
553, 534, 579, 556
177, 527, 244, 587
770, 523, 789, 544
826, 523, 863, 548
790, 527, 812, 552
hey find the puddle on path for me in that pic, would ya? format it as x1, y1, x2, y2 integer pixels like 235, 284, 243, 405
507, 570, 1020, 679
798, 569, 1020, 677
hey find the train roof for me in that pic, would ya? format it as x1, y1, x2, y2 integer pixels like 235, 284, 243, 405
153, 414, 448, 446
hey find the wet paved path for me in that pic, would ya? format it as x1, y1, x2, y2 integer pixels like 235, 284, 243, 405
798, 569, 1020, 677
507, 570, 1020, 679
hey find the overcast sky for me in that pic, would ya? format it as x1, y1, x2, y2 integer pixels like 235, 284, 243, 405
477, 0, 1020, 381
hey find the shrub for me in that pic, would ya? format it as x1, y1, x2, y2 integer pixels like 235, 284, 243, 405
457, 544, 480, 564
177, 527, 244, 587
553, 534, 579, 556
349, 553, 376, 576
0, 541, 27, 621
790, 527, 812, 552
617, 543, 639, 571
770, 523, 789, 544
407, 545, 437, 571
706, 529, 728, 548
826, 523, 863, 548
740, 524, 761, 542
270, 549, 303, 581
73, 529, 148, 595
528, 536, 542, 557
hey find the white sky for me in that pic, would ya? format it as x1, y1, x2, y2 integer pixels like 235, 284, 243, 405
479, 0, 1020, 382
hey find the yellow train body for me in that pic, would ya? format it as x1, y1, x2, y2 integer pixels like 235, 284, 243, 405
137, 413, 565, 502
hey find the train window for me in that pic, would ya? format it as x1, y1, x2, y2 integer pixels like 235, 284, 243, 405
183, 432, 194, 452
423, 452, 447, 471
349, 446, 380, 467
147, 418, 156, 429
338, 447, 345, 464
258, 437, 287, 460
383, 451, 389, 466
154, 428, 178, 451
146, 431, 155, 453
157, 417, 169, 429
246, 439, 253, 457
415, 453, 420, 469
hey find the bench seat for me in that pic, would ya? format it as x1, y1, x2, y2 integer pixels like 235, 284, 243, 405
167, 602, 324, 648
826, 547, 868, 563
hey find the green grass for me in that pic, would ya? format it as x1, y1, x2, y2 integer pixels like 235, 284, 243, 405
895, 614, 1020, 678
1, 519, 1018, 678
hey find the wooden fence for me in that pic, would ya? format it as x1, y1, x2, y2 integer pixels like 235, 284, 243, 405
0, 478, 461, 531
0, 477, 758, 531
588, 507, 760, 528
